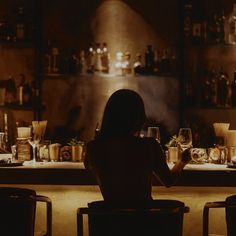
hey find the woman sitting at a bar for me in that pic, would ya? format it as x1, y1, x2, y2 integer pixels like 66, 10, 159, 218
85, 89, 191, 203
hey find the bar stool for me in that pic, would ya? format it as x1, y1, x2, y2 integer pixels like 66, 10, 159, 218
203, 195, 236, 236
0, 187, 52, 236
77, 199, 189, 236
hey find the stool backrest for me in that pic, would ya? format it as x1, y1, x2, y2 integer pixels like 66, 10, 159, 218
78, 200, 188, 236
0, 187, 37, 236
226, 195, 236, 236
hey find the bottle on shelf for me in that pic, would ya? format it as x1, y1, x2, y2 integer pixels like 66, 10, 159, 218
183, 1, 193, 43
122, 52, 132, 76
228, 4, 236, 45
208, 11, 220, 44
15, 5, 26, 41
231, 68, 236, 107
217, 10, 225, 44
217, 67, 230, 107
101, 42, 109, 73
16, 74, 25, 105
87, 44, 95, 73
160, 49, 171, 75
51, 44, 60, 74
67, 49, 79, 74
0, 16, 8, 42
202, 68, 211, 106
145, 45, 155, 75
192, 3, 203, 44
114, 52, 123, 76
95, 43, 102, 73
133, 53, 143, 75
44, 40, 52, 74
5, 74, 16, 104
209, 68, 218, 107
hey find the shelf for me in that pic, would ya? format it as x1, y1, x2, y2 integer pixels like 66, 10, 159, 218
0, 104, 44, 111
0, 41, 35, 49
183, 42, 236, 50
184, 106, 236, 110
44, 73, 177, 79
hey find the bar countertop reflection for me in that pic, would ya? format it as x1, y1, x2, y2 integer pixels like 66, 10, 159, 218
1, 162, 236, 186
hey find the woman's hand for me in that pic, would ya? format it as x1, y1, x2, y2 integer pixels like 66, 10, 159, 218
179, 146, 192, 164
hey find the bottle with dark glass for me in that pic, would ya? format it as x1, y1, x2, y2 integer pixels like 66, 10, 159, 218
217, 68, 229, 107
145, 45, 155, 75
217, 10, 225, 44
192, 3, 203, 44
183, 1, 193, 43
15, 5, 26, 41
160, 49, 171, 75
5, 74, 16, 104
231, 68, 236, 107
67, 49, 79, 74
202, 68, 211, 106
209, 68, 218, 106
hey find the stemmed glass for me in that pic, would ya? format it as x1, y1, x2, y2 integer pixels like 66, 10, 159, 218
178, 128, 192, 150
147, 127, 161, 142
28, 126, 41, 163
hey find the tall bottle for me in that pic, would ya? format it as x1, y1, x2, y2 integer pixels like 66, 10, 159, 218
217, 68, 230, 107
228, 4, 236, 44
15, 5, 26, 41
209, 68, 218, 106
95, 43, 102, 72
145, 45, 154, 75
183, 2, 193, 43
101, 43, 109, 73
231, 68, 236, 107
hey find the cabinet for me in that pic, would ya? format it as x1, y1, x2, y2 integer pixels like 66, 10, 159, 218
180, 0, 236, 146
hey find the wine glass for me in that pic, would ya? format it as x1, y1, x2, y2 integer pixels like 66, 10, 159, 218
178, 128, 192, 150
28, 128, 41, 163
147, 127, 161, 142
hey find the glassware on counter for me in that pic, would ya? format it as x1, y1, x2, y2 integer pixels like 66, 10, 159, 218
147, 126, 161, 142
178, 128, 192, 150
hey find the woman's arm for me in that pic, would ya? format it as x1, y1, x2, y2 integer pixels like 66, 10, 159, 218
150, 140, 191, 187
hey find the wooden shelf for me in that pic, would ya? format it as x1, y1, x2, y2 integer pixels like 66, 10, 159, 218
0, 103, 44, 111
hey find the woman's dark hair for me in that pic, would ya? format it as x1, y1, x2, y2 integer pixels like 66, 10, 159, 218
98, 89, 146, 139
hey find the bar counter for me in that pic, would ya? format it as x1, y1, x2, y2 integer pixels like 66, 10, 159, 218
1, 162, 236, 186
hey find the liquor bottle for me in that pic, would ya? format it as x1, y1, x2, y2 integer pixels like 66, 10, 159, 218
114, 52, 123, 76
67, 49, 78, 74
154, 50, 161, 74
101, 42, 109, 73
5, 74, 16, 104
192, 5, 202, 44
231, 68, 236, 107
228, 4, 236, 44
44, 40, 52, 74
183, 2, 193, 42
17, 74, 25, 105
208, 12, 219, 44
0, 16, 8, 42
160, 49, 171, 75
15, 5, 26, 41
202, 68, 211, 106
217, 10, 225, 44
23, 81, 32, 105
217, 68, 229, 107
145, 45, 154, 75
87, 44, 95, 73
122, 52, 132, 76
95, 43, 102, 72
133, 53, 143, 75
51, 44, 60, 74
209, 68, 218, 106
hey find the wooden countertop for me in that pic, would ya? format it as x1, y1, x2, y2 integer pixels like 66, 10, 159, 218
1, 162, 236, 186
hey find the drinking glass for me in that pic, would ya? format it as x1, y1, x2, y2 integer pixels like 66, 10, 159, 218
147, 127, 161, 142
178, 128, 192, 150
28, 130, 41, 163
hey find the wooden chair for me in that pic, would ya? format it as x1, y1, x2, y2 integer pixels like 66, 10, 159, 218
0, 187, 52, 236
203, 195, 236, 236
77, 200, 189, 236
